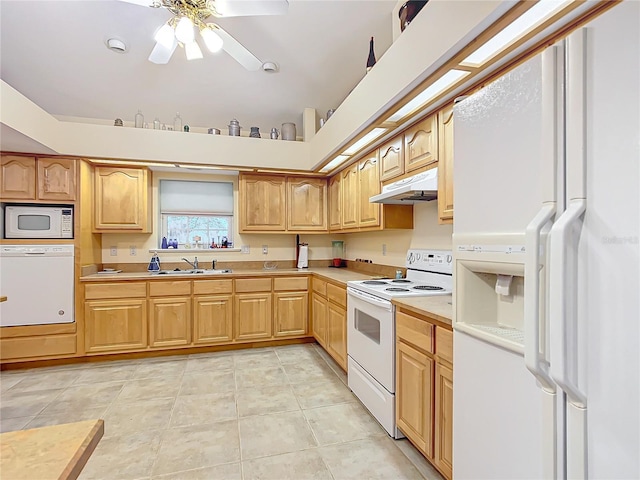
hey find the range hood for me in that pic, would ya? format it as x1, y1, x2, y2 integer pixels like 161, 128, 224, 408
370, 168, 438, 204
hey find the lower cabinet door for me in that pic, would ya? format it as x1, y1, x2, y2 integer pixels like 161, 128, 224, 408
435, 362, 454, 479
273, 292, 308, 338
193, 295, 233, 345
396, 340, 434, 457
234, 293, 272, 340
311, 292, 327, 347
85, 299, 147, 353
148, 297, 191, 348
326, 302, 347, 370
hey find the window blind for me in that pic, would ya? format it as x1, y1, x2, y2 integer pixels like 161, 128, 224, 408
160, 180, 234, 215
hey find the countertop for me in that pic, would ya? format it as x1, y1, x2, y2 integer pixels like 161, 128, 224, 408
0, 419, 104, 480
80, 267, 374, 286
392, 295, 453, 328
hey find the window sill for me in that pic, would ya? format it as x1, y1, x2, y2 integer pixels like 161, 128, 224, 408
150, 248, 241, 253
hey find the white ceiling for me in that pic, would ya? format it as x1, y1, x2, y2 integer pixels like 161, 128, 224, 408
0, 0, 396, 138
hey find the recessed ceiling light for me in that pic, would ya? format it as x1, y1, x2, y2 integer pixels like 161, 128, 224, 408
106, 37, 128, 54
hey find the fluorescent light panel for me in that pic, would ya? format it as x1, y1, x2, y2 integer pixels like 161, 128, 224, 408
320, 155, 350, 173
461, 0, 572, 67
343, 128, 387, 156
387, 69, 469, 122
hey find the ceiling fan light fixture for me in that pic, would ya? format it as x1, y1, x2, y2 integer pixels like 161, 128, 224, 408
175, 16, 195, 44
154, 23, 175, 49
185, 41, 203, 60
201, 25, 223, 53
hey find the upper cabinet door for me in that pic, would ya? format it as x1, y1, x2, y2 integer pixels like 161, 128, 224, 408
287, 178, 328, 231
405, 114, 438, 173
94, 167, 150, 232
341, 165, 359, 230
358, 153, 380, 228
437, 104, 454, 223
379, 136, 404, 182
1, 156, 36, 200
329, 174, 342, 231
239, 174, 286, 232
37, 158, 76, 201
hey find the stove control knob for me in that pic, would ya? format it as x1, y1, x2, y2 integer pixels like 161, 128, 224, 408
446, 254, 453, 264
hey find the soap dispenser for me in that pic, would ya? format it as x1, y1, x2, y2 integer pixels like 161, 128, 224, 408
148, 252, 161, 272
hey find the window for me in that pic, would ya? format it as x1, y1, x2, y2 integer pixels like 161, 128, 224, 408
159, 180, 234, 248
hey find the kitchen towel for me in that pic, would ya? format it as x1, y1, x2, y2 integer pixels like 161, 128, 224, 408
297, 245, 308, 269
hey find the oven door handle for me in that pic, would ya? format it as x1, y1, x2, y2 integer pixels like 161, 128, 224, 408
347, 287, 393, 310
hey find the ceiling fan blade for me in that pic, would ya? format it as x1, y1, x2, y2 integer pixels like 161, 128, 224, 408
148, 40, 177, 64
215, 26, 262, 70
117, 0, 157, 7
213, 0, 288, 17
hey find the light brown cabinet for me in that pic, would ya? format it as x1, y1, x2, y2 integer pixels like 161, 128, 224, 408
148, 297, 191, 348
397, 340, 434, 456
239, 174, 328, 233
84, 299, 148, 353
379, 136, 404, 181
340, 165, 358, 230
274, 292, 308, 338
329, 174, 342, 231
310, 279, 347, 371
93, 166, 150, 232
234, 293, 272, 340
1, 155, 76, 201
193, 295, 233, 345
405, 114, 438, 173
437, 103, 454, 224
396, 308, 453, 480
358, 154, 381, 228
287, 178, 327, 231
239, 174, 286, 232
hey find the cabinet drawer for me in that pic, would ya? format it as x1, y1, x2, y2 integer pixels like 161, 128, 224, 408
85, 282, 146, 300
436, 327, 453, 364
149, 281, 191, 297
312, 278, 327, 296
193, 279, 233, 295
326, 283, 346, 308
235, 278, 272, 293
0, 334, 76, 360
274, 276, 308, 291
396, 311, 434, 354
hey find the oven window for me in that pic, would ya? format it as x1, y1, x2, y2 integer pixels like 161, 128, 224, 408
355, 309, 381, 344
17, 215, 51, 231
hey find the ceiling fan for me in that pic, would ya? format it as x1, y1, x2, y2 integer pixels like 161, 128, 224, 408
119, 0, 289, 69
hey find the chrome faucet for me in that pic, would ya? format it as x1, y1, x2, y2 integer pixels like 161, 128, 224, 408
182, 257, 198, 270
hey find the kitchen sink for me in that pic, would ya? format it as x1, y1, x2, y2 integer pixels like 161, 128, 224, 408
156, 269, 232, 275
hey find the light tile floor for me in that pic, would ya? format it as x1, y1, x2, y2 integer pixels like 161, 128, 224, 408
0, 343, 444, 480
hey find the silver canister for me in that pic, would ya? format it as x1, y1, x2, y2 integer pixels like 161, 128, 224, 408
270, 128, 279, 140
281, 122, 296, 141
208, 128, 221, 135
228, 119, 241, 136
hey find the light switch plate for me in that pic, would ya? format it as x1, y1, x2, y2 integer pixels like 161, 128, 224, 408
241, 245, 250, 254
262, 245, 268, 255
110, 246, 117, 256
129, 246, 137, 256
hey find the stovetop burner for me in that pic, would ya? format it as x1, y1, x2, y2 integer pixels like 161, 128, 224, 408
386, 287, 410, 292
391, 279, 412, 283
362, 280, 388, 285
413, 285, 444, 291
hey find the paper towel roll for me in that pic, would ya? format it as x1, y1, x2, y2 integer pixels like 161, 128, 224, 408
297, 245, 308, 269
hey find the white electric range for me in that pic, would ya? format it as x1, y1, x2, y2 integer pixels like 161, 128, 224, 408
346, 249, 453, 438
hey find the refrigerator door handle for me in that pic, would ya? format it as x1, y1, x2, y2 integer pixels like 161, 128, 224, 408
524, 203, 556, 391
549, 198, 587, 407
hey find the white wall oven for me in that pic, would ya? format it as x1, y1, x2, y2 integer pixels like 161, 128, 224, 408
347, 249, 453, 438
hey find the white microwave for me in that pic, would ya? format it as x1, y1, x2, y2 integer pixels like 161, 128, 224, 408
4, 205, 73, 239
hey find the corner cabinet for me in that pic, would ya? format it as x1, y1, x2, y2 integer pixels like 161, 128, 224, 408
437, 104, 455, 224
1, 155, 76, 201
93, 166, 151, 232
239, 174, 327, 233
329, 174, 342, 230
310, 277, 347, 371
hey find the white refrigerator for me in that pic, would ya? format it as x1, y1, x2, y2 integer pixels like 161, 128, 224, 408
452, 2, 639, 479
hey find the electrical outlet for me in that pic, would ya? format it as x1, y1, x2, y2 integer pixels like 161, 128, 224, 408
241, 245, 250, 254
129, 245, 137, 256
110, 246, 117, 257
382, 244, 387, 256
262, 245, 268, 255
